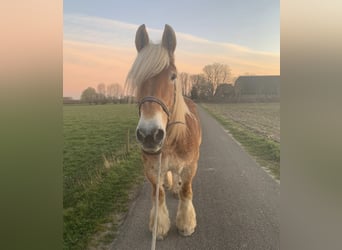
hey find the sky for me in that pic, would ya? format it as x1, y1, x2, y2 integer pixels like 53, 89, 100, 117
64, 0, 279, 99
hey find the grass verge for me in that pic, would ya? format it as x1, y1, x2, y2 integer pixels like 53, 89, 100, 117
63, 104, 144, 249
201, 103, 280, 180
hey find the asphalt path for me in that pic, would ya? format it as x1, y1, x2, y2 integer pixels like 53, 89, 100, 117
111, 106, 280, 250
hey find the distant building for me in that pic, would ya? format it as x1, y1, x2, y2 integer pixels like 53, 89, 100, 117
234, 75, 280, 96
63, 97, 80, 104
214, 83, 235, 99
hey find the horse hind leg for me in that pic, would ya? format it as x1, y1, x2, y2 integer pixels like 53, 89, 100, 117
164, 171, 182, 198
176, 178, 196, 236
171, 172, 182, 197
163, 171, 173, 190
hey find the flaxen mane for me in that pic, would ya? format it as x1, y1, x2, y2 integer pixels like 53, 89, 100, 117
126, 43, 169, 93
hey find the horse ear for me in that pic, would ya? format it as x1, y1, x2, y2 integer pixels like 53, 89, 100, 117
135, 24, 149, 52
162, 24, 176, 55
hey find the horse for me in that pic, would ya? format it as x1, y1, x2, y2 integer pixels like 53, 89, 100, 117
125, 24, 202, 240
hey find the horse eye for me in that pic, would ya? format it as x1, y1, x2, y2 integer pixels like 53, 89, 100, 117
171, 73, 177, 81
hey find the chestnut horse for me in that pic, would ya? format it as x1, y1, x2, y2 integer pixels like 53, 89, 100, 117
126, 24, 202, 239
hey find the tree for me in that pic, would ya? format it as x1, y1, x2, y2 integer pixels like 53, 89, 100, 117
189, 74, 206, 86
97, 83, 106, 103
189, 74, 213, 101
190, 85, 199, 100
197, 81, 214, 100
179, 72, 191, 96
202, 63, 231, 95
80, 87, 97, 104
107, 83, 123, 102
97, 83, 106, 96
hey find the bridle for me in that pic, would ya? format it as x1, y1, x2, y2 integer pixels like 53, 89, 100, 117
137, 77, 185, 129
137, 79, 185, 155
138, 96, 171, 122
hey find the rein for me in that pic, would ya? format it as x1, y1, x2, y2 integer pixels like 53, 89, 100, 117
151, 153, 162, 250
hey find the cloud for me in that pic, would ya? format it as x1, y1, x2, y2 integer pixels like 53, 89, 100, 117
64, 14, 279, 98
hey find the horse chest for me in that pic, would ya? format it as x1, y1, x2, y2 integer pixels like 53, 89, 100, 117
163, 156, 184, 173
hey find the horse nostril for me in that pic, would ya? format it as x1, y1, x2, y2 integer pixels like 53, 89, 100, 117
136, 129, 145, 142
154, 129, 165, 143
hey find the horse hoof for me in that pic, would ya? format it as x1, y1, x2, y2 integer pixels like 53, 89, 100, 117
157, 234, 165, 240
178, 228, 195, 237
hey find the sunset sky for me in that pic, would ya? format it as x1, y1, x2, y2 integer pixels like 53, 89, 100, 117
64, 0, 279, 99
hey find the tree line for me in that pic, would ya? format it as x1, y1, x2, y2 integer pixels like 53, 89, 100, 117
80, 83, 125, 104
79, 62, 235, 104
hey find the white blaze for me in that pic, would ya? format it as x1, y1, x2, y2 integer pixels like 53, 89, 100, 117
137, 111, 166, 136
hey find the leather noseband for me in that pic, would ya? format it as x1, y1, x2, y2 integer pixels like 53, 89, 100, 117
138, 96, 170, 120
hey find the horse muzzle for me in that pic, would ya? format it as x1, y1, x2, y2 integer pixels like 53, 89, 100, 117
136, 126, 165, 153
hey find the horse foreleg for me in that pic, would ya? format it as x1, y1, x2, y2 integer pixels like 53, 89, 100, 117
176, 179, 196, 236
149, 182, 170, 240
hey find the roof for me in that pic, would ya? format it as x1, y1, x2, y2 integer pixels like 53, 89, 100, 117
235, 75, 280, 95
235, 75, 279, 84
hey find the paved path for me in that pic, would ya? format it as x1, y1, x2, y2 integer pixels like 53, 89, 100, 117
111, 106, 280, 250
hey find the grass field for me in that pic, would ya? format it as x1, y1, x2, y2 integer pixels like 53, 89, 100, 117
63, 104, 144, 249
201, 103, 280, 180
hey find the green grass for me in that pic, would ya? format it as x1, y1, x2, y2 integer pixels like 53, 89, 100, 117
63, 104, 144, 249
201, 103, 280, 180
